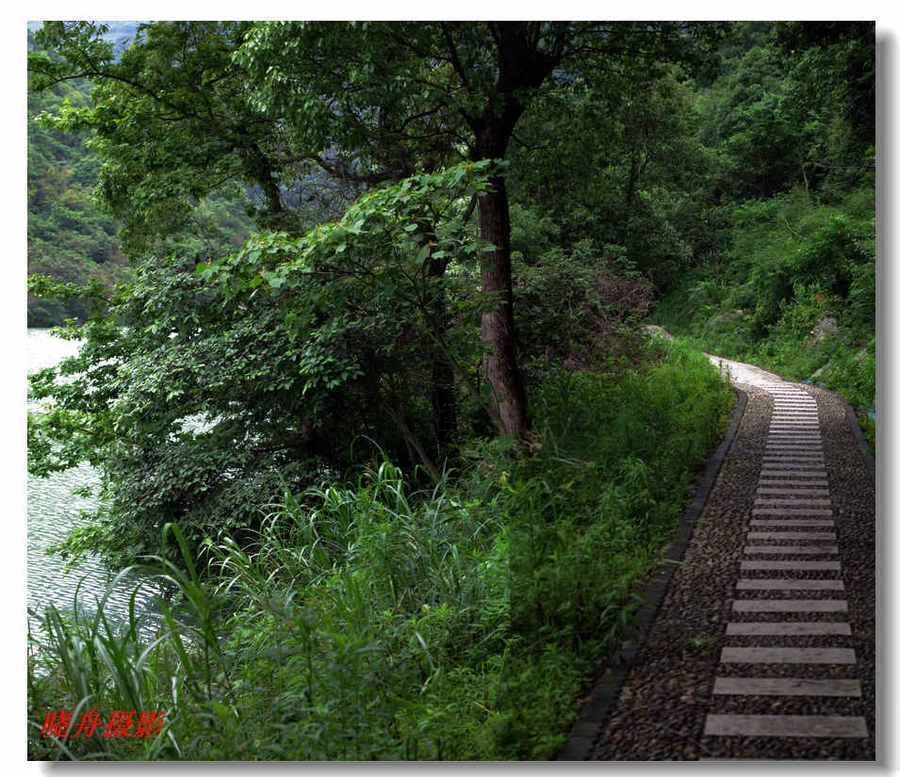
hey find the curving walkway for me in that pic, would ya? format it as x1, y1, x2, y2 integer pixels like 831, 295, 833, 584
585, 354, 875, 761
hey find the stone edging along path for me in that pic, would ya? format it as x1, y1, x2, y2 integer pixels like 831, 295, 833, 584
555, 352, 875, 761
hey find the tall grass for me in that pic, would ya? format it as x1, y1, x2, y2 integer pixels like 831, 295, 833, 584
28, 338, 732, 760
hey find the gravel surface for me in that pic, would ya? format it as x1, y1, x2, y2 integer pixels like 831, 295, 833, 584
585, 361, 875, 762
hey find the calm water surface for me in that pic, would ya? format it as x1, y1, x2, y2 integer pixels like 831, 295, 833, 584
27, 329, 159, 634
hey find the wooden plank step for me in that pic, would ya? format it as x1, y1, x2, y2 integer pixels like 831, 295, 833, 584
743, 545, 839, 555
758, 470, 828, 476
746, 531, 836, 539
713, 677, 861, 697
762, 453, 824, 457
726, 621, 851, 635
761, 459, 825, 463
760, 467, 826, 473
758, 472, 827, 478
764, 447, 824, 453
762, 457, 825, 463
757, 477, 829, 484
752, 508, 833, 516
755, 488, 829, 495
742, 560, 840, 570
763, 449, 824, 454
732, 599, 847, 612
759, 470, 828, 478
749, 520, 834, 527
704, 714, 867, 738
762, 454, 825, 459
760, 463, 827, 469
761, 455, 824, 460
720, 646, 855, 663
735, 579, 844, 590
754, 498, 832, 506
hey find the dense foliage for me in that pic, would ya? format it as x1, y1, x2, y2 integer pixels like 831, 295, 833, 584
653, 22, 876, 442
29, 339, 731, 760
27, 19, 874, 761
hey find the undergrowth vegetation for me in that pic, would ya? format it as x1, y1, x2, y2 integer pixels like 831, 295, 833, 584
655, 185, 875, 445
28, 339, 732, 761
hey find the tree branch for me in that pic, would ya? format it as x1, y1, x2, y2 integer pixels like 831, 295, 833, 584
440, 22, 475, 95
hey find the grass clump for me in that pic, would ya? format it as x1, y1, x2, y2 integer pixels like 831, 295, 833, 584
28, 338, 732, 760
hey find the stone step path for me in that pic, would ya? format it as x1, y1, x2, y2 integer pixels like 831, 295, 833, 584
586, 354, 874, 762
702, 381, 868, 747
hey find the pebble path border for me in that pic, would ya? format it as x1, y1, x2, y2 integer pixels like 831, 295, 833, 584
560, 353, 875, 761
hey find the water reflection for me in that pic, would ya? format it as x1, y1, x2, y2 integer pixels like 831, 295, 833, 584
27, 329, 160, 638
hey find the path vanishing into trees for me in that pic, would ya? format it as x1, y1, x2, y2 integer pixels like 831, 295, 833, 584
566, 349, 876, 761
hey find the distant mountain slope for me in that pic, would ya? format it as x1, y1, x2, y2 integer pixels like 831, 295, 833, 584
27, 22, 254, 327
27, 30, 132, 326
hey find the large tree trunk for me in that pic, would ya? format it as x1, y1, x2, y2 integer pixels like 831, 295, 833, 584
477, 170, 528, 438
459, 22, 567, 438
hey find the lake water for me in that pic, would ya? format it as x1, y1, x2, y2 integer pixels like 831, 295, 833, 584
27, 329, 159, 637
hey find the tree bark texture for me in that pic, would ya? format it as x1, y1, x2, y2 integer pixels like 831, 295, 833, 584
460, 22, 565, 438
477, 172, 528, 438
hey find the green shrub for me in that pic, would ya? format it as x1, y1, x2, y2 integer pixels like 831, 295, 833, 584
29, 339, 732, 760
